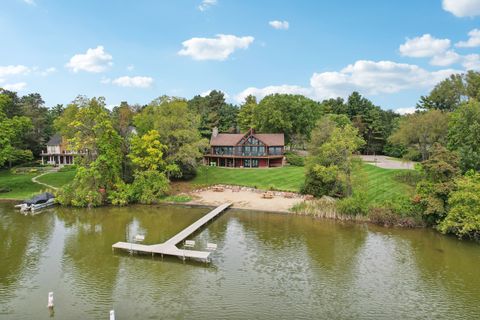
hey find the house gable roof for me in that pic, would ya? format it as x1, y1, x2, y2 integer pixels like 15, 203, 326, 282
210, 131, 284, 146
46, 133, 62, 146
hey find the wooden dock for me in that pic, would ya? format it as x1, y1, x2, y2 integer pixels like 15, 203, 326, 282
112, 203, 231, 262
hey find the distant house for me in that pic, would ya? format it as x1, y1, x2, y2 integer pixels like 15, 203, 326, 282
41, 134, 76, 166
204, 128, 285, 168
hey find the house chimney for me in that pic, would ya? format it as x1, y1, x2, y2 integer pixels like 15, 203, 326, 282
212, 127, 219, 138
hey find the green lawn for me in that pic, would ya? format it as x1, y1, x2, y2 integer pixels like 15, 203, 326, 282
0, 170, 44, 200
192, 163, 414, 204
0, 169, 76, 200
355, 163, 414, 204
37, 170, 76, 188
192, 166, 305, 192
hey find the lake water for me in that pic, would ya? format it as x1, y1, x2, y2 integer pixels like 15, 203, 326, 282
0, 202, 479, 319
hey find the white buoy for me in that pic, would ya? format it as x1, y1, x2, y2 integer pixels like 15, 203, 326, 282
47, 292, 54, 308
110, 309, 115, 320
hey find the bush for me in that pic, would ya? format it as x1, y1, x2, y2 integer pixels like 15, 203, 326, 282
131, 170, 170, 204
439, 171, 480, 240
285, 152, 305, 166
337, 192, 369, 216
394, 170, 422, 187
108, 182, 132, 206
302, 164, 345, 197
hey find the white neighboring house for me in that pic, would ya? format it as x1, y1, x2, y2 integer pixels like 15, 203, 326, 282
41, 134, 76, 166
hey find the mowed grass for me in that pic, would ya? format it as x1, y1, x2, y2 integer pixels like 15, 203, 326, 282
0, 169, 75, 200
37, 170, 76, 188
0, 170, 44, 200
192, 165, 305, 192
355, 163, 414, 204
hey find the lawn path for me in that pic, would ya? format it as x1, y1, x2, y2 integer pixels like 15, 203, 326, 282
31, 170, 59, 191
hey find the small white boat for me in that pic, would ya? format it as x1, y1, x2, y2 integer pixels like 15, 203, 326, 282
15, 192, 55, 213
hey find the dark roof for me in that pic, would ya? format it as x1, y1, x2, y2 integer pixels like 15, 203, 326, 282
210, 132, 284, 146
46, 133, 62, 146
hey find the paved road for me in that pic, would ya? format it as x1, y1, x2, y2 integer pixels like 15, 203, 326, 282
360, 155, 415, 170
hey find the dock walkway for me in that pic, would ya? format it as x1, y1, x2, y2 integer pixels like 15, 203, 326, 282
112, 203, 231, 262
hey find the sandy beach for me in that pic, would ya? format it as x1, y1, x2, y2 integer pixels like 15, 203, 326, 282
187, 187, 304, 213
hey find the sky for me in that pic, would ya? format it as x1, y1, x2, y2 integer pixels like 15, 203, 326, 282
1, 0, 480, 113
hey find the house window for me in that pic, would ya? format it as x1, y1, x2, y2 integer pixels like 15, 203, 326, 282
244, 159, 251, 167
251, 159, 259, 168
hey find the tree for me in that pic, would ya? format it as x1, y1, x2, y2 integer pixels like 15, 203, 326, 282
417, 74, 466, 112
389, 110, 449, 161
111, 101, 137, 181
439, 171, 480, 240
0, 107, 32, 167
237, 95, 257, 132
414, 143, 460, 225
18, 93, 50, 157
188, 90, 237, 136
253, 94, 322, 146
56, 97, 123, 207
129, 130, 167, 171
134, 96, 208, 178
448, 100, 480, 172
303, 116, 365, 197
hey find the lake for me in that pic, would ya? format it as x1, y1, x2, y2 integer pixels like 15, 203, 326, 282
1, 203, 479, 319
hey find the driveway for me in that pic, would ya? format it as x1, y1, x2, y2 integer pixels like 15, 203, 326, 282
360, 155, 415, 170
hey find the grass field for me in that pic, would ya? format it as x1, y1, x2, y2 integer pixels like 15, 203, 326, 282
0, 169, 75, 200
0, 170, 45, 200
192, 166, 305, 192
37, 170, 76, 188
354, 163, 414, 204
193, 163, 414, 204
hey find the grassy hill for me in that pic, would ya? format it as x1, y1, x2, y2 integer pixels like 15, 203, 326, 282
193, 163, 415, 205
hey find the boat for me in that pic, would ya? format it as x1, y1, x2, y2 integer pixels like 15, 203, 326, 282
15, 192, 55, 213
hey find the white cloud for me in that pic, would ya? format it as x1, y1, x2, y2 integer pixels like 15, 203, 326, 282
235, 85, 311, 103
126, 64, 135, 71
430, 50, 461, 66
23, 0, 36, 5
456, 29, 480, 47
39, 67, 56, 76
65, 46, 113, 73
399, 34, 450, 58
311, 60, 461, 98
463, 54, 480, 70
442, 0, 480, 17
269, 20, 289, 30
100, 77, 111, 84
178, 34, 254, 61
0, 65, 31, 77
236, 60, 461, 103
2, 82, 27, 91
395, 107, 416, 115
198, 0, 217, 11
111, 76, 153, 88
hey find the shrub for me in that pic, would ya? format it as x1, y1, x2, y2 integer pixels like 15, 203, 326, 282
131, 170, 170, 204
336, 192, 369, 216
285, 152, 305, 166
394, 170, 422, 187
302, 164, 345, 197
108, 182, 132, 206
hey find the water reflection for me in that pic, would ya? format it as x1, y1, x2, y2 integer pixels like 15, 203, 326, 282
0, 203, 479, 319
0, 204, 55, 311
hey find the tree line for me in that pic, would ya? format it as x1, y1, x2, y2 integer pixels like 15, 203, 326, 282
1, 70, 480, 239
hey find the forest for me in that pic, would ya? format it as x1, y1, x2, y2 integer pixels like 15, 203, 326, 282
1, 70, 480, 240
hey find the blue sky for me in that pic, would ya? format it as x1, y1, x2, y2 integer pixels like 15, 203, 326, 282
1, 0, 479, 113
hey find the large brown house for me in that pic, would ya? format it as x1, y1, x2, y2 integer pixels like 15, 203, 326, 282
204, 128, 285, 168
